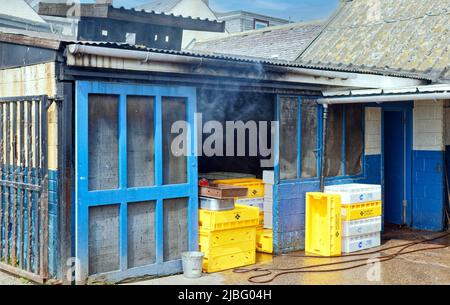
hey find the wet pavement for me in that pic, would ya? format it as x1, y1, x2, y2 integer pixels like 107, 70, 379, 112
131, 227, 450, 285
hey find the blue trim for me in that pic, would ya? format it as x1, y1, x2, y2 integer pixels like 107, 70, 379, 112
75, 81, 198, 283
273, 95, 280, 253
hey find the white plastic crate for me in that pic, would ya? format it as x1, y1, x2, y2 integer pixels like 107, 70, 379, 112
342, 217, 382, 237
263, 199, 273, 213
342, 232, 381, 253
264, 211, 273, 229
264, 184, 273, 198
324, 184, 381, 204
263, 171, 275, 185
235, 197, 264, 210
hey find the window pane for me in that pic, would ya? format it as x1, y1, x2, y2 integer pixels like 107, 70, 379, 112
127, 201, 156, 268
345, 105, 363, 175
163, 198, 188, 262
162, 97, 188, 185
127, 96, 155, 188
325, 104, 343, 177
88, 94, 119, 191
88, 204, 120, 275
300, 100, 318, 178
279, 97, 298, 180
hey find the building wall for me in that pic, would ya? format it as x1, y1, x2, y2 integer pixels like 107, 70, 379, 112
412, 100, 445, 231
218, 12, 290, 33
0, 62, 60, 278
274, 105, 382, 253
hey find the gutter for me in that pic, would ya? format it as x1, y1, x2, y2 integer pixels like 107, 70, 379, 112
67, 44, 358, 80
318, 92, 450, 105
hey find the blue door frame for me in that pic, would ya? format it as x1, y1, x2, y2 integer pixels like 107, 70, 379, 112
381, 102, 413, 227
75, 81, 198, 283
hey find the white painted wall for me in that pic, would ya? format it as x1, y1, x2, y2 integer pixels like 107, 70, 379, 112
169, 0, 227, 48
445, 100, 450, 146
413, 100, 445, 151
365, 107, 381, 155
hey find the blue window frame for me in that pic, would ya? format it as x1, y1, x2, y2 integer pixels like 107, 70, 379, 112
276, 96, 321, 182
325, 104, 365, 180
75, 81, 198, 283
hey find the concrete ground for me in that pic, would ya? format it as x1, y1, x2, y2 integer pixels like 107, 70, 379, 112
0, 270, 33, 285
129, 227, 450, 285
0, 227, 448, 285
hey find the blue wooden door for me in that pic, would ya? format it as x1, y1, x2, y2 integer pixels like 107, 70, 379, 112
75, 81, 198, 283
383, 105, 412, 227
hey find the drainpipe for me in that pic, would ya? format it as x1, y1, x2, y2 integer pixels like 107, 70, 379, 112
320, 103, 329, 192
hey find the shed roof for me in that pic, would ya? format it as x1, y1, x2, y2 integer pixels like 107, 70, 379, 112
136, 0, 182, 13
298, 0, 450, 83
190, 21, 323, 61
38, 2, 224, 32
2, 0, 47, 24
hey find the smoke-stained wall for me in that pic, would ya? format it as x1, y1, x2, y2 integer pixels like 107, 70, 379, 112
197, 89, 275, 177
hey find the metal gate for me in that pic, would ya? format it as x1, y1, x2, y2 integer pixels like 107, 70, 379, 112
0, 95, 49, 283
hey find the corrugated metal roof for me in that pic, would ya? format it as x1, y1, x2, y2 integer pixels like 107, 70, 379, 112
0, 30, 433, 81
68, 40, 431, 80
190, 22, 323, 62
299, 0, 450, 83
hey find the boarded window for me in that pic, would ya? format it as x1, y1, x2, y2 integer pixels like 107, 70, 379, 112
88, 94, 119, 191
163, 198, 188, 262
127, 201, 156, 268
88, 204, 120, 275
162, 97, 188, 185
127, 96, 155, 188
279, 97, 298, 180
300, 100, 318, 178
345, 105, 363, 175
325, 105, 343, 177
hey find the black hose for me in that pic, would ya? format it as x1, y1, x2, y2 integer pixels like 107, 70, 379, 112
233, 232, 450, 284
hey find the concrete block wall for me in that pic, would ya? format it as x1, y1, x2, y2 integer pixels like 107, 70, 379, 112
412, 100, 446, 231
363, 107, 382, 185
413, 100, 445, 151
365, 107, 381, 155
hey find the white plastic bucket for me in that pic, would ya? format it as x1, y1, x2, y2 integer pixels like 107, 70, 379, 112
182, 251, 204, 279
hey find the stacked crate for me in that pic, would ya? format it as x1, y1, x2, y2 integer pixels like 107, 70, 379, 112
199, 204, 259, 273
256, 171, 275, 254
325, 184, 382, 253
213, 178, 265, 227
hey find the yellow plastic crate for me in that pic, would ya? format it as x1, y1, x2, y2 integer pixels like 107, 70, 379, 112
259, 212, 264, 227
199, 205, 259, 231
202, 250, 256, 273
199, 227, 256, 257
305, 193, 342, 257
256, 229, 273, 254
341, 201, 382, 221
213, 178, 264, 198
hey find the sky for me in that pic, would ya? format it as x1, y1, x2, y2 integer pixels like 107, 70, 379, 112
80, 0, 340, 22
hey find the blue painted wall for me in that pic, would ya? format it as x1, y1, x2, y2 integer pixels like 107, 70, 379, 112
0, 167, 59, 279
274, 154, 381, 253
412, 150, 445, 231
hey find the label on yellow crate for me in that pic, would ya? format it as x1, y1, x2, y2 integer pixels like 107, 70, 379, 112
341, 201, 382, 221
